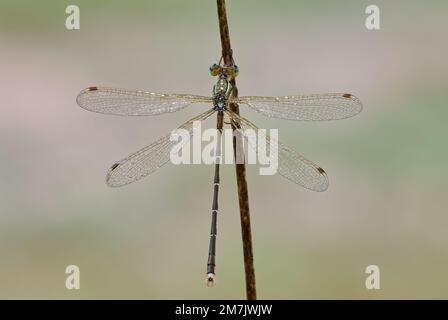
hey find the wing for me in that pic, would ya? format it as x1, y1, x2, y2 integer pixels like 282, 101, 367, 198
106, 109, 215, 187
236, 93, 362, 121
226, 110, 329, 192
76, 87, 212, 116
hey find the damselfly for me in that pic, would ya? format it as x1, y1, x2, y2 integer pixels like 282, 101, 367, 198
76, 61, 362, 286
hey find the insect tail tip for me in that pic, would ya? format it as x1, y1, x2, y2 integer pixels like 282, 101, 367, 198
206, 273, 215, 287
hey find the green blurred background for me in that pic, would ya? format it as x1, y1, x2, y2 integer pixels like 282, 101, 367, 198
1, 0, 447, 299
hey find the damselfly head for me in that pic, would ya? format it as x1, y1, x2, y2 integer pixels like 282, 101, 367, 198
209, 64, 239, 78
209, 64, 221, 76
232, 65, 239, 77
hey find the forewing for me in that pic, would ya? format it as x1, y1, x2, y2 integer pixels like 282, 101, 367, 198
77, 87, 212, 116
226, 110, 329, 192
106, 109, 215, 187
237, 93, 362, 121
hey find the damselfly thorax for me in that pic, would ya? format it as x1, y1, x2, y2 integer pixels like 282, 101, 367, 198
210, 63, 239, 112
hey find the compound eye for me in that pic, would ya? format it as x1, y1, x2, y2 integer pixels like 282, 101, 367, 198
232, 65, 239, 77
209, 64, 221, 76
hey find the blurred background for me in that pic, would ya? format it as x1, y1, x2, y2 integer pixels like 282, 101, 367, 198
0, 0, 447, 299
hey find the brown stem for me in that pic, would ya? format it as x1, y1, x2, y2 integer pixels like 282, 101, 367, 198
216, 0, 257, 300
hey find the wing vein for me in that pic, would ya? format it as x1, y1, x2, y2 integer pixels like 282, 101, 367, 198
226, 110, 329, 192
106, 109, 216, 187
77, 87, 212, 116
238, 93, 362, 121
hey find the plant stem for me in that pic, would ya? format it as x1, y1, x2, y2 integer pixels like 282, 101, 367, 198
216, 0, 257, 300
